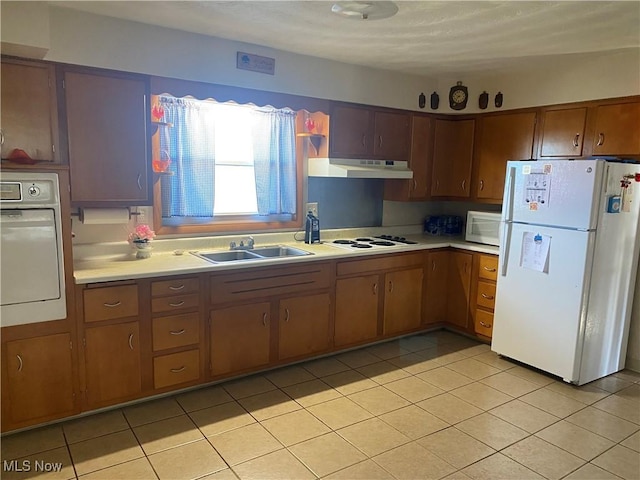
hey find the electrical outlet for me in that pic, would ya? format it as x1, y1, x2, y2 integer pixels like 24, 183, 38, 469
306, 202, 319, 218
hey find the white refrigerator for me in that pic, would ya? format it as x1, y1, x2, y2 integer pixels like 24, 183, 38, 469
491, 159, 640, 385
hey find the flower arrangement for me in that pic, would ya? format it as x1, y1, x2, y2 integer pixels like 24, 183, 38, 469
128, 224, 155, 245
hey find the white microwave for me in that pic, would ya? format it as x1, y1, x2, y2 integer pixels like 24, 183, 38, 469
465, 211, 501, 246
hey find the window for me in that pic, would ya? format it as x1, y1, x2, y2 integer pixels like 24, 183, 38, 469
152, 95, 302, 234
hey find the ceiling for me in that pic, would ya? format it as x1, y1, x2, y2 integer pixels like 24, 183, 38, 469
49, 1, 640, 76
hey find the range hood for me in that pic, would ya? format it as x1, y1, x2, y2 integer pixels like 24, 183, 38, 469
308, 158, 413, 179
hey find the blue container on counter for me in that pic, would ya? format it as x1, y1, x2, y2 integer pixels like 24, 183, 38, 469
424, 215, 463, 236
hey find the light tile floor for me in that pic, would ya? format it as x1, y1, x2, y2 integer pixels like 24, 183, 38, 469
2, 330, 639, 480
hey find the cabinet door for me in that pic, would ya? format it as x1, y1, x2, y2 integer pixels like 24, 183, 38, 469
65, 70, 149, 204
210, 302, 271, 376
1, 60, 58, 162
4, 333, 75, 425
335, 275, 379, 347
373, 111, 411, 160
539, 108, 587, 157
383, 268, 423, 335
476, 112, 535, 201
447, 252, 472, 330
592, 103, 640, 156
431, 119, 474, 197
84, 322, 141, 406
383, 115, 433, 201
424, 251, 449, 325
279, 293, 331, 360
329, 105, 372, 157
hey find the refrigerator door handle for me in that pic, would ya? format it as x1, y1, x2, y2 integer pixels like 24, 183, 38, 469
500, 221, 512, 277
503, 166, 516, 222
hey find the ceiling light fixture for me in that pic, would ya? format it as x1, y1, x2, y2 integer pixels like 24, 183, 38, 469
331, 1, 398, 20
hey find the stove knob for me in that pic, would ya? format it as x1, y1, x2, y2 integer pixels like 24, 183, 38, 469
28, 185, 40, 197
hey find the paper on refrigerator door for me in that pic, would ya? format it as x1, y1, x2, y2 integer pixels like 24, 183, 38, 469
520, 232, 551, 273
523, 171, 551, 210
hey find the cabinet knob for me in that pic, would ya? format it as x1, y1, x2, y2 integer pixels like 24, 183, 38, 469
128, 333, 135, 350
169, 300, 185, 307
481, 293, 495, 300
479, 180, 484, 191
170, 329, 186, 335
170, 366, 186, 373
361, 134, 366, 147
480, 321, 492, 328
388, 280, 394, 292
573, 134, 580, 148
284, 308, 290, 322
483, 266, 496, 272
262, 312, 268, 326
373, 283, 378, 295
378, 135, 383, 148
597, 133, 605, 146
0, 129, 4, 146
137, 173, 143, 190
461, 179, 466, 192
103, 301, 122, 308
168, 284, 185, 291
16, 354, 23, 372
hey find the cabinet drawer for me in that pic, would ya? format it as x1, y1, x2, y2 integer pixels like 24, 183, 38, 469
153, 349, 200, 389
84, 285, 139, 323
475, 309, 494, 337
476, 281, 496, 310
152, 313, 200, 351
337, 252, 424, 277
151, 293, 199, 314
210, 263, 331, 304
151, 277, 199, 297
478, 255, 498, 281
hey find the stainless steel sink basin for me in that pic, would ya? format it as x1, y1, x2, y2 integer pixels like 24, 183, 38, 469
252, 246, 312, 258
192, 245, 312, 263
193, 250, 263, 263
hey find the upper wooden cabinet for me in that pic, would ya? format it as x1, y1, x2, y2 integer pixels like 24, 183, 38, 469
539, 107, 587, 157
384, 114, 434, 201
64, 69, 150, 205
474, 112, 536, 202
1, 59, 59, 162
591, 102, 640, 156
329, 104, 410, 160
431, 118, 475, 198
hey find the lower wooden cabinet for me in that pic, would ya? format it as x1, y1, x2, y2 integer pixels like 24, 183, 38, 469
472, 254, 498, 338
383, 268, 423, 335
335, 275, 379, 347
84, 322, 142, 407
210, 302, 271, 376
278, 293, 331, 360
424, 250, 450, 325
3, 333, 76, 426
447, 251, 473, 330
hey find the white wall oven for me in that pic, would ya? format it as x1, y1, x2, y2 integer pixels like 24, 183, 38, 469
1, 172, 67, 326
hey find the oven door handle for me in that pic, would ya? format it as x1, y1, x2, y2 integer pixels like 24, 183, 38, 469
1, 210, 23, 217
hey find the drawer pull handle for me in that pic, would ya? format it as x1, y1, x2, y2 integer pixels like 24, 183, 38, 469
17, 354, 23, 372
103, 301, 122, 308
128, 333, 134, 350
262, 312, 268, 326
170, 366, 186, 373
170, 329, 186, 335
169, 300, 185, 307
480, 321, 492, 328
169, 284, 185, 291
284, 308, 290, 322
481, 293, 495, 300
483, 267, 497, 272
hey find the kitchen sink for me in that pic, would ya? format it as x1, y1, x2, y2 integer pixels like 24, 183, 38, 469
251, 246, 313, 258
192, 245, 312, 263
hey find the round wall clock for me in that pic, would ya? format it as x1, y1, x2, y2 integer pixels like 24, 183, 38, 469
449, 81, 468, 110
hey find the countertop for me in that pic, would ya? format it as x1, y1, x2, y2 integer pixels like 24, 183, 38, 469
73, 227, 499, 284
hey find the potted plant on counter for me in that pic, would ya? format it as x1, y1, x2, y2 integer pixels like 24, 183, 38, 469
128, 224, 156, 259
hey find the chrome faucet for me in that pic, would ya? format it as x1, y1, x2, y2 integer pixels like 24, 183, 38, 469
230, 236, 255, 250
